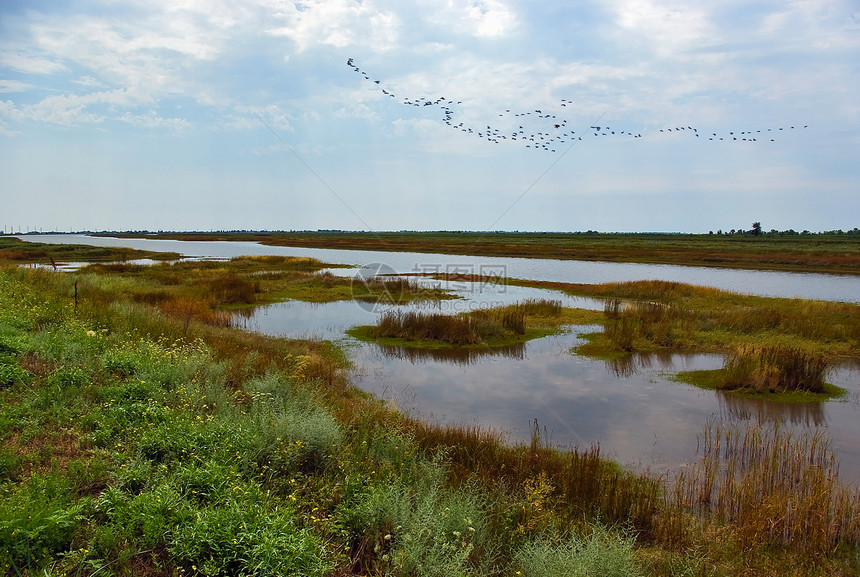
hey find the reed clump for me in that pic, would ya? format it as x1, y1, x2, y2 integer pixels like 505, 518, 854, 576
408, 420, 661, 536
659, 422, 860, 557
515, 298, 563, 317
370, 302, 553, 346
603, 298, 693, 352
351, 275, 451, 304
720, 344, 828, 393
374, 311, 486, 345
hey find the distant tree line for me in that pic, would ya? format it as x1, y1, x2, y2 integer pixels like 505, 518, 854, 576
709, 223, 860, 237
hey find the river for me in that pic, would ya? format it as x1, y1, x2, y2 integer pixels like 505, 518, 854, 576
17, 234, 860, 481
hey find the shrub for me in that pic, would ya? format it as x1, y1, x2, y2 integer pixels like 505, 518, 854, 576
95, 482, 191, 548
245, 374, 344, 474
102, 347, 141, 377
346, 459, 491, 577
513, 527, 641, 577
169, 498, 329, 577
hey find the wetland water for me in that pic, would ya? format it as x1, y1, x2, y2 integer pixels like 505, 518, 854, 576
20, 235, 860, 480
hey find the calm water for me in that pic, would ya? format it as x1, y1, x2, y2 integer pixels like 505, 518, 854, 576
246, 298, 860, 482
18, 234, 860, 481
19, 234, 860, 303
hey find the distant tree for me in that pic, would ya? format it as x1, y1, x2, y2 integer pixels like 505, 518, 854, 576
751, 222, 762, 236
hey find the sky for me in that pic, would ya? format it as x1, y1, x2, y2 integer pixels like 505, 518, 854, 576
1, 0, 858, 234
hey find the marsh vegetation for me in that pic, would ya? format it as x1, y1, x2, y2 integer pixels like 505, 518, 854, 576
519, 280, 860, 398
0, 236, 180, 264
104, 230, 860, 275
348, 299, 600, 348
1, 245, 859, 576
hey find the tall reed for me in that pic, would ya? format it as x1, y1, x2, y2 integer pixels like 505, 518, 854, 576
721, 344, 828, 393
373, 309, 529, 346
375, 311, 482, 345
659, 422, 860, 556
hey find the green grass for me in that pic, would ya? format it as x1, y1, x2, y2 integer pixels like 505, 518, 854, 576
2, 252, 860, 576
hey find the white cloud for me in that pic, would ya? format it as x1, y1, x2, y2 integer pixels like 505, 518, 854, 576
72, 76, 107, 88
264, 0, 400, 52
0, 100, 24, 121
609, 0, 716, 57
0, 99, 24, 136
0, 80, 33, 93
415, 0, 518, 39
117, 110, 191, 130
463, 0, 519, 38
20, 88, 150, 126
235, 104, 293, 132
758, 0, 860, 51
0, 51, 67, 74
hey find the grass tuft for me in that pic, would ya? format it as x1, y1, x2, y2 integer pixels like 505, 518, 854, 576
721, 344, 828, 393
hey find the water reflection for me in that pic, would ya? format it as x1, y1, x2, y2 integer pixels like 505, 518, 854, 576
716, 392, 826, 425
604, 351, 683, 378
236, 292, 860, 481
14, 234, 860, 482
375, 342, 526, 365
351, 333, 860, 481
21, 234, 860, 303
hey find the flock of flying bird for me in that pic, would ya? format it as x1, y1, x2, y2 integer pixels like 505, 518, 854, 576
347, 58, 807, 153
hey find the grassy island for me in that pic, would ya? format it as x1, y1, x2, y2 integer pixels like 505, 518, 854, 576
347, 299, 602, 349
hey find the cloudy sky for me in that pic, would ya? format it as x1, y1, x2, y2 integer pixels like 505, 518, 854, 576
1, 0, 858, 233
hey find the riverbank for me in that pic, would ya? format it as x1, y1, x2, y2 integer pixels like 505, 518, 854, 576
2, 250, 859, 576
0, 235, 181, 264
97, 230, 860, 275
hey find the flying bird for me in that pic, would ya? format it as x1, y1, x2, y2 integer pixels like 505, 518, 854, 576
346, 58, 807, 154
